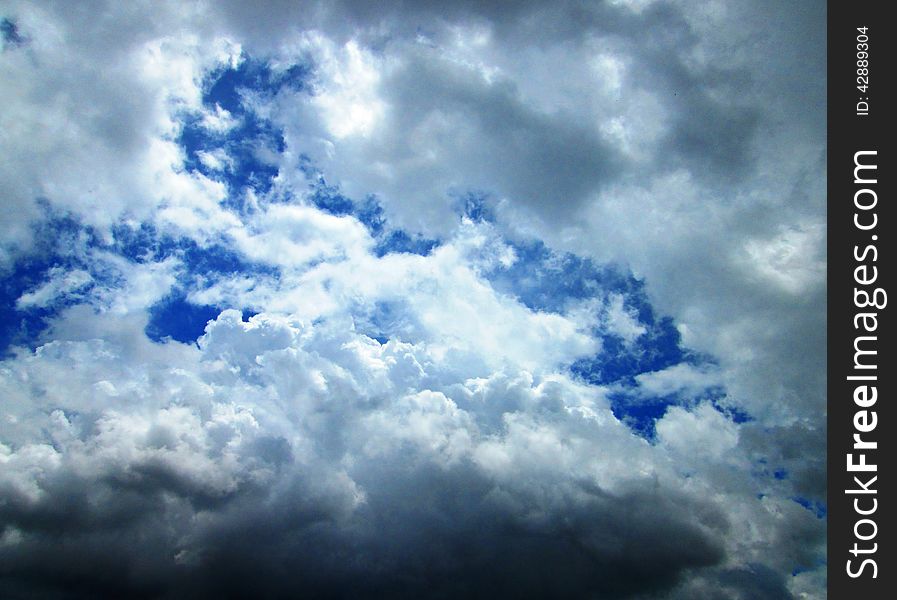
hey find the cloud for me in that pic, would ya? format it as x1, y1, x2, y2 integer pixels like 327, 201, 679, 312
0, 308, 734, 597
0, 1, 241, 264
634, 363, 721, 399
16, 267, 93, 309
1, 0, 826, 597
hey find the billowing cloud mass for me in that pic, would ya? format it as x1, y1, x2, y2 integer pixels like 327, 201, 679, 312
1, 1, 825, 598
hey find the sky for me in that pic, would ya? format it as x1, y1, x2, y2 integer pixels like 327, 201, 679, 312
1, 1, 826, 598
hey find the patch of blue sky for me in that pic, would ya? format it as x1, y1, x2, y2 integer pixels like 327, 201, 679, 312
712, 400, 752, 424
179, 53, 442, 261
606, 392, 679, 440
1, 264, 62, 356
145, 294, 227, 344
373, 230, 439, 258
142, 279, 262, 344
307, 176, 356, 217
109, 222, 274, 343
595, 358, 747, 438
112, 222, 276, 278
0, 209, 106, 355
177, 55, 311, 210
605, 387, 733, 441
453, 192, 495, 223
482, 237, 746, 438
792, 497, 827, 520
1, 212, 275, 352
572, 325, 688, 387
1, 17, 26, 48
178, 115, 282, 202
108, 221, 162, 263
487, 238, 696, 382
299, 163, 440, 258
202, 56, 308, 114
486, 239, 628, 314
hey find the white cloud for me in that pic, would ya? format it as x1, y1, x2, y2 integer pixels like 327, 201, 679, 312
310, 38, 386, 139
197, 148, 235, 172
1, 301, 816, 595
634, 363, 721, 400
741, 224, 826, 295
0, 2, 242, 262
229, 203, 373, 269
656, 402, 740, 459
603, 292, 646, 343
16, 268, 93, 308
200, 103, 239, 133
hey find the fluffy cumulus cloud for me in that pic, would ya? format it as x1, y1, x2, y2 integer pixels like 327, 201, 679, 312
1, 1, 825, 598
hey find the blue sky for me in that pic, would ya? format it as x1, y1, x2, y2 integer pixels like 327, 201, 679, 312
1, 2, 826, 598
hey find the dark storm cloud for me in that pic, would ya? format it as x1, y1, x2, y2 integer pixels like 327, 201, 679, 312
668, 563, 796, 600
1, 457, 728, 598
0, 309, 743, 599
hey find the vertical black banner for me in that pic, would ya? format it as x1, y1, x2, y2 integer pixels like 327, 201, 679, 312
828, 2, 894, 597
